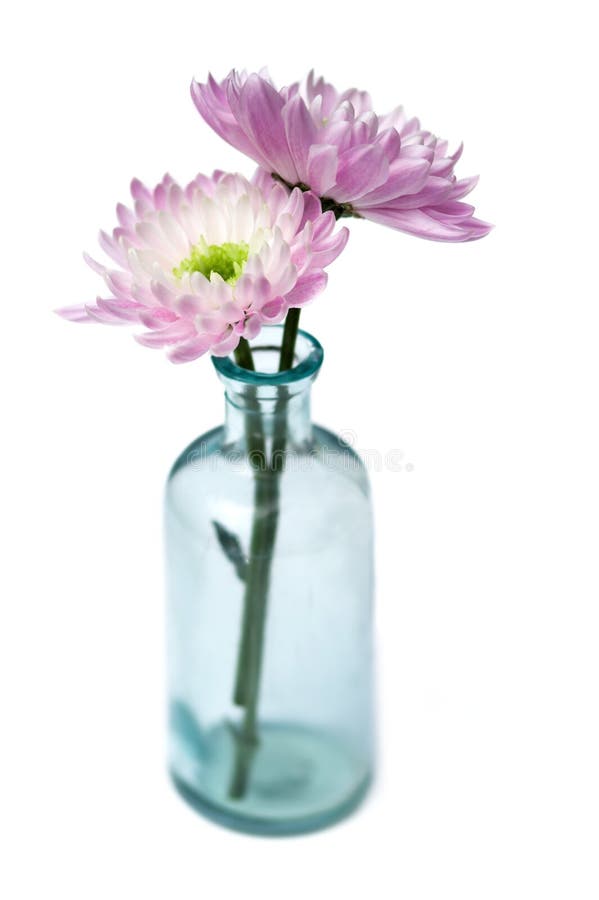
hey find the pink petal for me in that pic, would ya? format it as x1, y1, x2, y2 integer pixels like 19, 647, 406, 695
261, 297, 284, 318
399, 145, 435, 163
307, 145, 339, 195
235, 274, 273, 309
83, 302, 128, 325
355, 158, 430, 207
135, 221, 169, 253
196, 313, 227, 334
284, 270, 328, 306
361, 207, 493, 242
282, 94, 317, 184
379, 176, 454, 211
83, 252, 106, 276
228, 74, 298, 183
138, 307, 179, 329
130, 179, 154, 217
449, 176, 480, 201
320, 120, 352, 153
311, 210, 336, 241
332, 144, 389, 203
135, 320, 196, 348
426, 201, 476, 221
130, 178, 153, 204
299, 190, 324, 227
116, 202, 137, 230
153, 183, 167, 210
242, 314, 262, 339
55, 304, 93, 323
252, 168, 277, 195
219, 301, 244, 324
98, 230, 127, 266
96, 298, 145, 322
210, 329, 242, 357
374, 127, 402, 159
190, 78, 261, 164
150, 280, 177, 307
310, 226, 350, 268
105, 270, 133, 299
166, 332, 215, 363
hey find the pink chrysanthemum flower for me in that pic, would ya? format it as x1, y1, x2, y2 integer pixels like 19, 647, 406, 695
191, 71, 491, 243
58, 171, 348, 363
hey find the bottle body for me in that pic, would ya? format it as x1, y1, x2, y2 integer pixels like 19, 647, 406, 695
165, 329, 374, 835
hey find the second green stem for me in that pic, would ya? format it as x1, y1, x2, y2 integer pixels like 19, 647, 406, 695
228, 320, 300, 798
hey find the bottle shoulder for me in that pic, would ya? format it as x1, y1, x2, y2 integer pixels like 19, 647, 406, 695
165, 425, 373, 556
167, 424, 370, 495
165, 423, 372, 546
168, 426, 224, 482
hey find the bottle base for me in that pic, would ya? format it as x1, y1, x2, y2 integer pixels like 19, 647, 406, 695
169, 718, 372, 837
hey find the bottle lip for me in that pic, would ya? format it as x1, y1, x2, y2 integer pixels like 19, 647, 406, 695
212, 325, 324, 386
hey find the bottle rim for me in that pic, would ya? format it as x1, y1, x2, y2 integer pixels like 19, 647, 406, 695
212, 325, 324, 386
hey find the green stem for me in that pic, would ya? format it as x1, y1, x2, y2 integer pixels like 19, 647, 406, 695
232, 462, 270, 707
233, 337, 255, 371
229, 467, 281, 798
232, 313, 299, 705
228, 313, 302, 799
279, 308, 301, 371
231, 393, 291, 706
230, 337, 264, 709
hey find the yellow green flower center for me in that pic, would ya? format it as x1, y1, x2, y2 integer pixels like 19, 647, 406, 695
173, 239, 249, 284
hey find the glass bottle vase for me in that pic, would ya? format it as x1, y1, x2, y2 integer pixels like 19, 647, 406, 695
165, 326, 375, 835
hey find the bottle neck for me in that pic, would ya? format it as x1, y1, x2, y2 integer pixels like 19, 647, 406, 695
212, 325, 324, 455
223, 383, 313, 450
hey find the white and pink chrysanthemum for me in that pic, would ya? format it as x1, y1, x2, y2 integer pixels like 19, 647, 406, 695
191, 71, 492, 243
58, 171, 349, 362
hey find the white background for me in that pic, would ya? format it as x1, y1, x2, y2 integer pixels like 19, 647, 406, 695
1, 1, 598, 897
